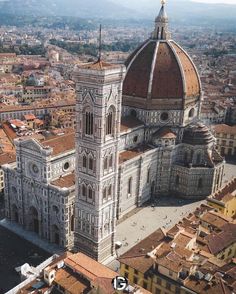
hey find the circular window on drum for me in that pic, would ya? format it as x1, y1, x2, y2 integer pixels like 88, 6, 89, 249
63, 162, 70, 171
160, 112, 169, 122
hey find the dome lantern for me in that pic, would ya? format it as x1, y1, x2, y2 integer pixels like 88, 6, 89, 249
153, 0, 170, 40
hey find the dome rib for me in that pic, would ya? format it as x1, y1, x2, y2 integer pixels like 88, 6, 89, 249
171, 41, 201, 101
147, 41, 160, 98
123, 39, 201, 111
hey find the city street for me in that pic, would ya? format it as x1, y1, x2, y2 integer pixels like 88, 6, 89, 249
0, 226, 50, 293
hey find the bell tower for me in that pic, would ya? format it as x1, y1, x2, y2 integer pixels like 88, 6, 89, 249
74, 59, 125, 263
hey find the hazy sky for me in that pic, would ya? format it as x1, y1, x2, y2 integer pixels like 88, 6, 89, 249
193, 0, 236, 3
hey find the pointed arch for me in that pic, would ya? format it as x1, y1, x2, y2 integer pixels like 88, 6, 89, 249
82, 154, 87, 168
106, 106, 115, 136
128, 177, 132, 195
88, 155, 94, 171
82, 184, 87, 197
83, 106, 94, 135
70, 215, 75, 232
198, 178, 203, 189
88, 186, 93, 200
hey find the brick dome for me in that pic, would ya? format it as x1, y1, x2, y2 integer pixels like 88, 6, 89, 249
123, 39, 201, 111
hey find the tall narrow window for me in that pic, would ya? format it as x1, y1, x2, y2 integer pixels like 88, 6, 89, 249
147, 168, 150, 184
103, 188, 107, 200
196, 153, 201, 165
109, 155, 113, 168
85, 111, 94, 135
108, 185, 112, 198
184, 152, 188, 162
106, 108, 114, 135
82, 185, 87, 197
83, 155, 87, 168
128, 177, 132, 195
176, 175, 180, 187
104, 157, 108, 170
89, 157, 93, 171
70, 215, 74, 232
88, 187, 93, 199
198, 178, 203, 190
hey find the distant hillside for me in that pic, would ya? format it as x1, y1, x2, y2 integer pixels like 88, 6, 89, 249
0, 0, 134, 19
112, 0, 236, 23
0, 0, 236, 25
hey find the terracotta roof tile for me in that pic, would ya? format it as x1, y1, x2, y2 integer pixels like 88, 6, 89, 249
123, 39, 200, 111
0, 152, 16, 166
64, 253, 117, 282
51, 173, 75, 189
119, 145, 152, 164
42, 132, 75, 156
213, 124, 236, 135
120, 116, 144, 132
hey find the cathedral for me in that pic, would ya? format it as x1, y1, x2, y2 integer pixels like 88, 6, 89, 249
3, 1, 224, 263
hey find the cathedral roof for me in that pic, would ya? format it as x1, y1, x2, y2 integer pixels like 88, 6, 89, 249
42, 132, 75, 156
153, 127, 176, 139
122, 2, 201, 111
51, 172, 75, 189
182, 123, 215, 146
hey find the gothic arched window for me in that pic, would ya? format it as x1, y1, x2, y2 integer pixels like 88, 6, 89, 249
184, 151, 188, 163
108, 185, 112, 198
83, 109, 94, 135
82, 184, 87, 197
103, 188, 107, 200
88, 187, 93, 199
189, 108, 195, 118
109, 155, 113, 168
106, 107, 115, 136
83, 155, 87, 168
147, 168, 150, 184
198, 178, 203, 190
128, 177, 132, 195
89, 157, 93, 171
196, 153, 201, 165
104, 157, 108, 170
176, 175, 180, 187
70, 215, 74, 232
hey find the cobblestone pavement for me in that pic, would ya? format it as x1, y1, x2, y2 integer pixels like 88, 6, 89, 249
0, 226, 50, 293
115, 198, 204, 257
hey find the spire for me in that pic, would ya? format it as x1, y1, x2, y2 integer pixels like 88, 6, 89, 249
98, 24, 102, 62
153, 0, 170, 40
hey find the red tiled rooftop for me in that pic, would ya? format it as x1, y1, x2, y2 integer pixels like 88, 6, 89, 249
120, 116, 144, 132
42, 132, 75, 156
51, 173, 75, 189
64, 253, 117, 282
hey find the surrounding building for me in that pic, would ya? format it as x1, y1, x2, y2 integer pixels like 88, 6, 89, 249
8, 252, 151, 294
212, 124, 236, 156
3, 1, 225, 263
207, 177, 236, 218
0, 152, 16, 193
119, 204, 236, 294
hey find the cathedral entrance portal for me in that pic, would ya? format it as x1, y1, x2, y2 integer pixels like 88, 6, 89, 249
29, 206, 39, 234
